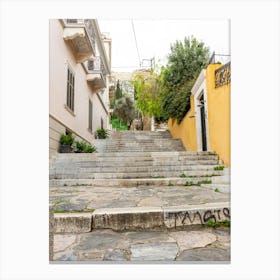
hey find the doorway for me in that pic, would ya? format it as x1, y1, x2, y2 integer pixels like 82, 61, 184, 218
200, 95, 207, 151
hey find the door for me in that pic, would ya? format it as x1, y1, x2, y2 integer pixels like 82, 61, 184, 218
200, 96, 207, 151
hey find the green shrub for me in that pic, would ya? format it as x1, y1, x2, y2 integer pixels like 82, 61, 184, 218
83, 144, 96, 153
110, 116, 128, 131
96, 128, 109, 139
74, 141, 87, 152
60, 133, 74, 145
73, 140, 96, 153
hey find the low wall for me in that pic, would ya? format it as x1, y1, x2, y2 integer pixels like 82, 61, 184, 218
168, 95, 197, 151
49, 115, 91, 159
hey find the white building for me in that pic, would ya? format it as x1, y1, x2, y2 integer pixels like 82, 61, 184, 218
49, 19, 111, 158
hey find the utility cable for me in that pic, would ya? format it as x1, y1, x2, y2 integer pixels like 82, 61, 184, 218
131, 19, 141, 68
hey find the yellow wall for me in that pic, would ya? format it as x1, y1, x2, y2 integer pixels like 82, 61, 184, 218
168, 64, 230, 167
168, 95, 197, 151
206, 64, 230, 167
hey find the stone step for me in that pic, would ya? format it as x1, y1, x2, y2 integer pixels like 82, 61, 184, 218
50, 170, 224, 179
51, 160, 220, 169
200, 183, 230, 193
53, 151, 218, 159
100, 148, 185, 152
49, 176, 222, 187
99, 145, 185, 149
99, 140, 184, 146
98, 143, 183, 147
50, 164, 220, 174
210, 169, 230, 184
97, 138, 181, 142
53, 202, 230, 233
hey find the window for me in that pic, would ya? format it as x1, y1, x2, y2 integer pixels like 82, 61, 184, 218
67, 66, 75, 112
101, 117, 104, 129
88, 99, 93, 132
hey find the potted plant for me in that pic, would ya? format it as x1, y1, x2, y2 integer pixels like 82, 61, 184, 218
95, 128, 109, 139
59, 133, 74, 153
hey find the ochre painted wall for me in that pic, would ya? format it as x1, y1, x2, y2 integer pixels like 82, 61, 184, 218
206, 64, 230, 167
168, 64, 230, 167
168, 95, 197, 151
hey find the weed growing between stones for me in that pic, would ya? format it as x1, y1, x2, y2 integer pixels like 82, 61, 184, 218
199, 180, 212, 184
184, 180, 212, 187
214, 188, 220, 192
214, 166, 224, 171
53, 199, 67, 206
168, 182, 174, 186
206, 219, 230, 228
180, 173, 187, 178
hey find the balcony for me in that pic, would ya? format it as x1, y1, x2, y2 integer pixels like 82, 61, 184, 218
61, 19, 96, 63
85, 57, 107, 90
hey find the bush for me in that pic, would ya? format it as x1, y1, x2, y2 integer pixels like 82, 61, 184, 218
83, 144, 96, 153
96, 128, 109, 139
110, 116, 127, 131
73, 140, 96, 153
60, 133, 74, 145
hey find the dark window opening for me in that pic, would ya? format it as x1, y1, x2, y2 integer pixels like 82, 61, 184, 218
89, 99, 93, 132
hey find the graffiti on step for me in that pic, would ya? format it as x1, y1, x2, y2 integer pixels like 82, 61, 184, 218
166, 208, 230, 228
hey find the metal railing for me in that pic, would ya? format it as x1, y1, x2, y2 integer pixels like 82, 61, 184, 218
63, 19, 96, 54
87, 56, 107, 84
208, 52, 231, 65
65, 19, 84, 24
84, 19, 96, 55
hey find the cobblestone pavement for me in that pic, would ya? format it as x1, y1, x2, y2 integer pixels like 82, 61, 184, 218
53, 226, 230, 262
50, 185, 230, 212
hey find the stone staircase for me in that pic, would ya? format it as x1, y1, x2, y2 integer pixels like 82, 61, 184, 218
50, 130, 230, 233
93, 130, 185, 153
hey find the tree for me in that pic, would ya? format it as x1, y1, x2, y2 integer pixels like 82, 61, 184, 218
113, 96, 135, 129
161, 36, 210, 123
132, 69, 163, 119
115, 80, 122, 100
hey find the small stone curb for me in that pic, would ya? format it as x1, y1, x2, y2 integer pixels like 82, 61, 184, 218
53, 203, 230, 233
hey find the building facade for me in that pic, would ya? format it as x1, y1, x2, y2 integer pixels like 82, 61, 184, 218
49, 19, 111, 158
168, 62, 230, 167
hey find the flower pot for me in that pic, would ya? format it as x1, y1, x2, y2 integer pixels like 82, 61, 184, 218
59, 144, 72, 153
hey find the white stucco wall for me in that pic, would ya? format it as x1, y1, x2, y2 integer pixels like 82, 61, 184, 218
49, 19, 109, 156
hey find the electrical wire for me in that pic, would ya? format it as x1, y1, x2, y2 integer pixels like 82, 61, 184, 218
131, 19, 141, 67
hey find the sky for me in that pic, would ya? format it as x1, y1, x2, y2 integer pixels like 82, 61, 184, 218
98, 19, 230, 73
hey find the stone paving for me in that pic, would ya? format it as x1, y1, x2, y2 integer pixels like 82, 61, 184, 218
50, 185, 229, 212
50, 131, 230, 262
53, 226, 230, 262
